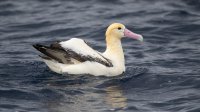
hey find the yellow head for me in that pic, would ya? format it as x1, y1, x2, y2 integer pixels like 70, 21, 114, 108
105, 23, 143, 41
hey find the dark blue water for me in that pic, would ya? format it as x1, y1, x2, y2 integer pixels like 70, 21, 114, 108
1, 0, 200, 112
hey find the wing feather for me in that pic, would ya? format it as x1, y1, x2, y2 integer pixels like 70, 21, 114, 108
60, 38, 113, 67
33, 38, 113, 67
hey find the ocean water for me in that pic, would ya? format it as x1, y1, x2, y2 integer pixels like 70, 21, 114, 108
0, 0, 200, 112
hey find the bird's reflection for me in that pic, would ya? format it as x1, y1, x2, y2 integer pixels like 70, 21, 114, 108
105, 85, 127, 110
42, 79, 128, 111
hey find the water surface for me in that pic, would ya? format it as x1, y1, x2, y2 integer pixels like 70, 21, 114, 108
0, 0, 200, 112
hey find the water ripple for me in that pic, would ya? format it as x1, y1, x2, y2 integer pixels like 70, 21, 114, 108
0, 0, 200, 111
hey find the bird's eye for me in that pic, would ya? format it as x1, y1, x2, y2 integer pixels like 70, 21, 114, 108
118, 27, 122, 30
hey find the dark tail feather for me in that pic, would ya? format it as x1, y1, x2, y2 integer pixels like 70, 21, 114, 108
33, 44, 71, 64
39, 55, 52, 60
33, 44, 48, 54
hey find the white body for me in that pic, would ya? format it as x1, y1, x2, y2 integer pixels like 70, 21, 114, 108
43, 38, 125, 77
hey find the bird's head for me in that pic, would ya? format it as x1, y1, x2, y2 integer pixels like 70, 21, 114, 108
106, 23, 143, 42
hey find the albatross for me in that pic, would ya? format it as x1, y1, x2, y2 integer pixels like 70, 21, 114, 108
33, 23, 143, 76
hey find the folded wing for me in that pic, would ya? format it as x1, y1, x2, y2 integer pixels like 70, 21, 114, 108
33, 38, 113, 67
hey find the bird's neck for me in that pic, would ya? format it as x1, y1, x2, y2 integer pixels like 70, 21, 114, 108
104, 36, 125, 67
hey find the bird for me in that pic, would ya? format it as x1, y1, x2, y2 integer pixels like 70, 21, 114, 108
33, 23, 143, 77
